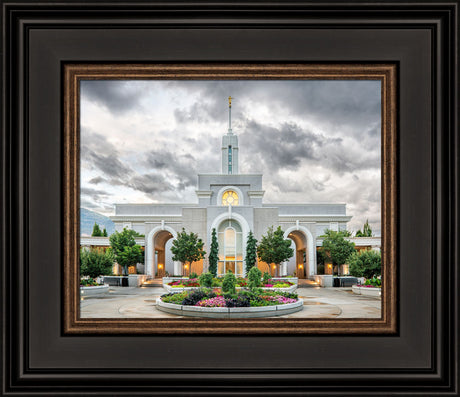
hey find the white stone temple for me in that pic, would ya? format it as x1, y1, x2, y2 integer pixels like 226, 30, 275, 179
110, 97, 355, 278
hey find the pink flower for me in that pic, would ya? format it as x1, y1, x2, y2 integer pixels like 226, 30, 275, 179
196, 296, 226, 307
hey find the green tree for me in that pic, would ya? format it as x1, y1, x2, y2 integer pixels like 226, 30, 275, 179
109, 228, 143, 275
208, 228, 218, 277
91, 222, 102, 237
80, 248, 114, 278
117, 245, 144, 275
102, 228, 108, 237
170, 228, 206, 276
245, 231, 258, 274
321, 229, 355, 276
109, 228, 137, 256
257, 226, 294, 277
349, 249, 381, 278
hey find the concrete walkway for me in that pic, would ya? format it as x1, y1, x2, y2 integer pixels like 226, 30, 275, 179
80, 284, 381, 319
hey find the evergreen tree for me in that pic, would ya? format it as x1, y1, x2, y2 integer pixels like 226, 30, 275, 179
91, 222, 102, 237
170, 228, 206, 276
257, 226, 294, 277
322, 230, 356, 276
363, 219, 373, 237
208, 228, 218, 277
355, 220, 373, 237
245, 231, 258, 274
102, 228, 108, 237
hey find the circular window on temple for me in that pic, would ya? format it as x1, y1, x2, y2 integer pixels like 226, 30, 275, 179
222, 190, 239, 206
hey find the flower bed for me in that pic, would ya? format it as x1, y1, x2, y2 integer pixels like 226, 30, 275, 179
163, 276, 297, 293
167, 278, 201, 288
157, 288, 303, 318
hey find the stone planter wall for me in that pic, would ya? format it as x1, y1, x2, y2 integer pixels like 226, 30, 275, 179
157, 298, 304, 318
352, 285, 382, 297
80, 284, 109, 296
128, 274, 150, 287
311, 275, 333, 287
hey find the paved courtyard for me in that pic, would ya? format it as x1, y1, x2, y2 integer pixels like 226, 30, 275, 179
80, 281, 381, 319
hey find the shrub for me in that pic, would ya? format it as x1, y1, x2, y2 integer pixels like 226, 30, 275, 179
273, 282, 290, 288
262, 272, 271, 285
222, 270, 237, 294
199, 272, 213, 288
225, 295, 251, 308
161, 292, 188, 304
80, 278, 100, 286
248, 267, 262, 289
349, 249, 381, 278
211, 278, 222, 287
365, 277, 382, 287
80, 248, 114, 278
189, 272, 198, 279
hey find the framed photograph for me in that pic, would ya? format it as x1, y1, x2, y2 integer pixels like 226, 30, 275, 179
64, 63, 396, 334
2, 1, 458, 395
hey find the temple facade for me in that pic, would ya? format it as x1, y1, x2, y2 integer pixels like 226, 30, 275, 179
110, 97, 353, 278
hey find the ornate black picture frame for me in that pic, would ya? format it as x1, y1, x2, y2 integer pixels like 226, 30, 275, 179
2, 1, 459, 395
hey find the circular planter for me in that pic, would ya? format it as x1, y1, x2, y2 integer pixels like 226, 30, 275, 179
156, 298, 304, 318
80, 284, 109, 296
352, 285, 381, 297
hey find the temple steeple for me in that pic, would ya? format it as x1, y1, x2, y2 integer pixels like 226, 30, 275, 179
222, 96, 239, 174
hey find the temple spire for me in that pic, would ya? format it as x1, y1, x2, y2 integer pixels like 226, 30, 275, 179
222, 96, 238, 174
228, 96, 233, 134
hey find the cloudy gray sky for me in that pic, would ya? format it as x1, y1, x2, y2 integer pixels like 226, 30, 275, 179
80, 80, 381, 235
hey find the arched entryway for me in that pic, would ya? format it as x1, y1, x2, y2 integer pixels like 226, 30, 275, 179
217, 219, 244, 277
286, 230, 307, 278
284, 226, 316, 279
146, 226, 177, 278
210, 212, 250, 277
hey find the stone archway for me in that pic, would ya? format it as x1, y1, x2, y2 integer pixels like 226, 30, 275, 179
286, 230, 307, 278
284, 225, 316, 278
146, 226, 178, 277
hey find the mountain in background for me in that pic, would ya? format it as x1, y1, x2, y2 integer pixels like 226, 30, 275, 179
80, 208, 115, 236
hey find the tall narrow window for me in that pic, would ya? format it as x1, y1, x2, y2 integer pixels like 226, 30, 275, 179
228, 145, 232, 174
217, 219, 243, 277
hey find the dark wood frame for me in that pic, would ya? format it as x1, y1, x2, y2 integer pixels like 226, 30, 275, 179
64, 63, 397, 334
2, 1, 458, 395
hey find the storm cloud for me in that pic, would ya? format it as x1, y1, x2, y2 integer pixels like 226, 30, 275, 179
80, 80, 382, 234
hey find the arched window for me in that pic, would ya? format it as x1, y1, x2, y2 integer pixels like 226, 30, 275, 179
222, 190, 239, 206
217, 219, 243, 277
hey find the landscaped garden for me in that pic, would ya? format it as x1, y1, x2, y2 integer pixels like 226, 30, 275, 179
165, 276, 295, 290
157, 267, 303, 318
161, 288, 298, 308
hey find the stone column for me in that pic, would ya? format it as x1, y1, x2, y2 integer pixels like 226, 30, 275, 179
173, 261, 182, 276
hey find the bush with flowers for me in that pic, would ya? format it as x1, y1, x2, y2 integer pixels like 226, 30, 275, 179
167, 278, 201, 288
356, 277, 382, 288
160, 287, 299, 308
